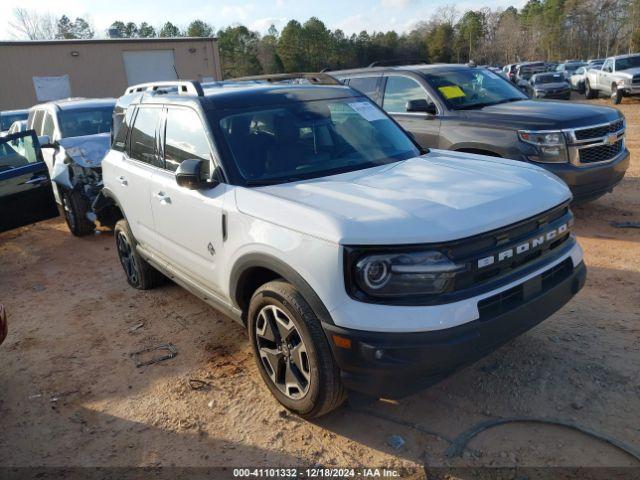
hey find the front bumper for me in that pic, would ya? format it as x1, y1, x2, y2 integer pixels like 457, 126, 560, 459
535, 90, 571, 99
541, 149, 629, 204
323, 261, 586, 399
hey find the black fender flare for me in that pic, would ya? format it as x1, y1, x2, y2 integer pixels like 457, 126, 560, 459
229, 253, 335, 326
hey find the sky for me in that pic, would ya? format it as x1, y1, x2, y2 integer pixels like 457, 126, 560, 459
0, 0, 527, 40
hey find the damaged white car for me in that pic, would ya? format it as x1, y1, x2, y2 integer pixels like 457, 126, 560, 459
26, 98, 115, 235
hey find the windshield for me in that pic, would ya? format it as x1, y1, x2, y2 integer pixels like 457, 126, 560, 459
58, 105, 114, 138
534, 73, 566, 84
564, 63, 586, 73
616, 55, 640, 71
421, 68, 526, 110
214, 97, 420, 185
0, 112, 28, 131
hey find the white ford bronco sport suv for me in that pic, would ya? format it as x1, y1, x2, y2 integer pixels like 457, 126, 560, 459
102, 77, 586, 418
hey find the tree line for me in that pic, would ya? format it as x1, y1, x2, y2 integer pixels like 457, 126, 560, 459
8, 0, 640, 79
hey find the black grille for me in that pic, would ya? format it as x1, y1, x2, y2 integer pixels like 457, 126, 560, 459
633, 74, 640, 85
574, 119, 624, 140
578, 139, 624, 163
478, 258, 573, 319
449, 204, 573, 291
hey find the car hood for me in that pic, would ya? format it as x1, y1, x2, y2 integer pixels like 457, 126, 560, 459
461, 99, 621, 130
618, 67, 640, 77
58, 133, 111, 168
235, 150, 571, 245
534, 82, 570, 90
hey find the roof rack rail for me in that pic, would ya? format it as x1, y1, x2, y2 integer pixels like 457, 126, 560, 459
124, 80, 204, 96
230, 72, 341, 85
367, 59, 428, 68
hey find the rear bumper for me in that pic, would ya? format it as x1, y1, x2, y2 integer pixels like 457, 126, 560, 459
323, 261, 586, 399
543, 149, 629, 204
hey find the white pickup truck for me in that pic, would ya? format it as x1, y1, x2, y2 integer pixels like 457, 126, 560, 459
584, 53, 640, 104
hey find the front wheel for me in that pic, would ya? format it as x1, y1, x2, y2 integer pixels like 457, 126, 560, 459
61, 189, 94, 236
611, 86, 623, 105
248, 280, 346, 418
584, 80, 596, 99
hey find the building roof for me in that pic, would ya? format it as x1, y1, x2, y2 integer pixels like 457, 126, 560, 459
0, 37, 217, 47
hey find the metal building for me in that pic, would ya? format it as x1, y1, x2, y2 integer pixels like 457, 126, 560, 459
0, 37, 222, 110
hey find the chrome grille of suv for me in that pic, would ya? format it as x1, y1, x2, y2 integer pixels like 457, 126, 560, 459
578, 139, 624, 163
567, 119, 626, 166
574, 119, 624, 140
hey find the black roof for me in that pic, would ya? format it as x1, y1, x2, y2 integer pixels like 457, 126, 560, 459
134, 84, 360, 111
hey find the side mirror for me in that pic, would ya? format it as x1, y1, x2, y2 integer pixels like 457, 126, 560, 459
406, 99, 437, 115
175, 159, 218, 190
38, 135, 57, 149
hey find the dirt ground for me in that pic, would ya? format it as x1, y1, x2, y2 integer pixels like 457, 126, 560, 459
1, 96, 639, 475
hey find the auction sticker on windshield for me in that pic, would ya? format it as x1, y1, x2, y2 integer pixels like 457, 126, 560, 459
348, 101, 387, 121
438, 85, 466, 99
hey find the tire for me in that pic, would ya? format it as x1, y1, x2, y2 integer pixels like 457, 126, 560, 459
584, 80, 596, 99
612, 86, 623, 105
114, 218, 164, 290
248, 280, 346, 418
61, 189, 94, 236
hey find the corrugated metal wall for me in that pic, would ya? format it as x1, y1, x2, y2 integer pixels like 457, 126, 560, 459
0, 38, 222, 110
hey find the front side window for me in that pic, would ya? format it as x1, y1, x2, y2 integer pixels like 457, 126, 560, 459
603, 60, 613, 72
0, 133, 40, 171
164, 108, 211, 173
58, 105, 114, 138
129, 107, 162, 167
214, 97, 419, 185
422, 68, 527, 110
383, 76, 429, 113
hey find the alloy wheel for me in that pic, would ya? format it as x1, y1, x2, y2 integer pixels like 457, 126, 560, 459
116, 231, 139, 285
255, 305, 311, 399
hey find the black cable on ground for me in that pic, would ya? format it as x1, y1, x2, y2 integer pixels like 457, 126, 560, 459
444, 416, 640, 464
351, 407, 640, 465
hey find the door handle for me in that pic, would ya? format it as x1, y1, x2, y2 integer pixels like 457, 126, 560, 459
24, 175, 49, 185
116, 175, 128, 186
155, 192, 171, 204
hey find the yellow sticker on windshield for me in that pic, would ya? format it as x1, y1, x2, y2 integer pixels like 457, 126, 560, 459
438, 85, 465, 99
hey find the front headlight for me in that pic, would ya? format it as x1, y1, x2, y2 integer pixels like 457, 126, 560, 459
351, 250, 465, 299
616, 79, 626, 87
518, 129, 568, 163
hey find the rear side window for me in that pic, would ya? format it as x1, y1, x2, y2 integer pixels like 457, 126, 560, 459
128, 107, 162, 167
348, 77, 379, 102
164, 107, 211, 173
